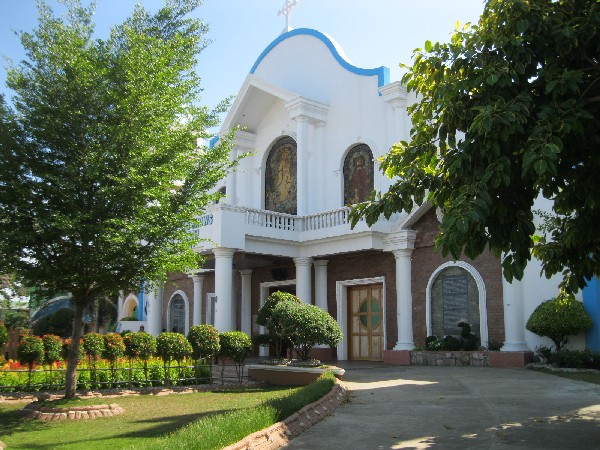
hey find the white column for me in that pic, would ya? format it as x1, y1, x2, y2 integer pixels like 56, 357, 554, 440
240, 269, 253, 336
294, 257, 313, 304
393, 249, 415, 350
117, 291, 125, 321
145, 284, 164, 336
214, 247, 235, 332
501, 276, 529, 351
191, 274, 205, 327
295, 117, 310, 215
314, 260, 329, 312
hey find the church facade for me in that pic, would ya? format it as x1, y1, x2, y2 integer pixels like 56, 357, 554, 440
117, 27, 588, 361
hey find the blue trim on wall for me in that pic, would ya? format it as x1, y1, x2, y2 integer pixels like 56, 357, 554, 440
583, 277, 600, 351
250, 28, 390, 90
209, 136, 219, 149
138, 281, 145, 321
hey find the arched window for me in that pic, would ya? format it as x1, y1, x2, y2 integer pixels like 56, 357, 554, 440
265, 136, 297, 214
430, 266, 480, 339
168, 294, 186, 334
343, 144, 374, 205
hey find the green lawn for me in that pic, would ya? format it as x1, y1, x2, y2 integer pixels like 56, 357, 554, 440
535, 368, 600, 385
0, 386, 299, 449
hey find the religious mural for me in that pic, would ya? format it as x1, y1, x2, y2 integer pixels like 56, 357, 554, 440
343, 144, 374, 205
265, 136, 297, 214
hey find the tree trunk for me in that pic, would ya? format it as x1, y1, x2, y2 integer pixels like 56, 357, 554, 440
64, 301, 86, 398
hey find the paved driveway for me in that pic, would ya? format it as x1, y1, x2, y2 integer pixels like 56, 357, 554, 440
283, 363, 600, 449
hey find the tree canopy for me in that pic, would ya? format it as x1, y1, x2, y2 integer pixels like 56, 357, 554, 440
351, 0, 600, 293
0, 0, 234, 396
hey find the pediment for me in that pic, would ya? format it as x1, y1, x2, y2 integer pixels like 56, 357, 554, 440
221, 74, 298, 133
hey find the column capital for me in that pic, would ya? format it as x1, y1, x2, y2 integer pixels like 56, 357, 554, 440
313, 259, 329, 268
213, 247, 236, 258
385, 230, 417, 252
190, 273, 207, 283
393, 248, 414, 259
239, 269, 253, 276
293, 256, 313, 267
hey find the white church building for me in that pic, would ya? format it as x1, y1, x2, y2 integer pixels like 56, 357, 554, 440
117, 23, 587, 364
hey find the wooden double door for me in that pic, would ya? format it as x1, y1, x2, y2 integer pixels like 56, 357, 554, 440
348, 284, 384, 361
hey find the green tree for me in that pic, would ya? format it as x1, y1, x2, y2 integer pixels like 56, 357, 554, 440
255, 291, 303, 358
17, 335, 45, 385
0, 0, 235, 397
218, 331, 252, 383
271, 301, 343, 361
156, 332, 192, 385
187, 324, 220, 382
351, 0, 600, 293
526, 294, 592, 350
103, 332, 125, 385
123, 331, 156, 383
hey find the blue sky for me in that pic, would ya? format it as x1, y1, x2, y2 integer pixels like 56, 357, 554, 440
0, 0, 485, 120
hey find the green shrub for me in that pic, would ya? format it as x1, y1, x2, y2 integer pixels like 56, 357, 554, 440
17, 335, 45, 385
156, 332, 193, 386
123, 331, 156, 383
103, 332, 125, 362
219, 331, 252, 383
187, 325, 220, 383
545, 348, 600, 369
187, 325, 220, 362
42, 334, 63, 365
271, 301, 342, 361
82, 333, 105, 360
256, 291, 302, 358
526, 294, 593, 350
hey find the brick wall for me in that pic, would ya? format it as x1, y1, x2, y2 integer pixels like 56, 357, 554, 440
411, 209, 505, 346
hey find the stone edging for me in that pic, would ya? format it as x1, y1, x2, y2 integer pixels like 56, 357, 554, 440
21, 402, 125, 421
223, 379, 349, 450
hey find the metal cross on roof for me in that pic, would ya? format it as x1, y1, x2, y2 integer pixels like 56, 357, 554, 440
278, 0, 300, 34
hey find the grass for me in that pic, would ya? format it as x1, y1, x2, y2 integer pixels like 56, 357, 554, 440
133, 371, 337, 450
0, 372, 337, 450
534, 368, 600, 385
0, 386, 299, 449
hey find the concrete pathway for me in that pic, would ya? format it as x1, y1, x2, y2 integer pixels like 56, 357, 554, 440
283, 363, 600, 449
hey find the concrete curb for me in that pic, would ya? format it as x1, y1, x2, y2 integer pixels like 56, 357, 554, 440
223, 379, 349, 450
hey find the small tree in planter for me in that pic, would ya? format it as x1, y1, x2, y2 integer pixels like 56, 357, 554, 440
255, 291, 302, 359
42, 334, 63, 388
272, 302, 343, 362
17, 335, 45, 386
103, 333, 126, 387
82, 333, 105, 387
123, 331, 156, 384
156, 332, 192, 386
526, 293, 593, 351
218, 331, 252, 384
187, 325, 220, 383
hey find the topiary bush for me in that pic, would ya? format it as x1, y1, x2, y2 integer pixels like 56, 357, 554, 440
83, 333, 106, 387
124, 331, 156, 384
187, 325, 220, 383
256, 291, 302, 358
103, 333, 126, 386
219, 331, 253, 383
17, 335, 45, 385
271, 301, 343, 361
156, 332, 193, 386
526, 293, 593, 350
458, 322, 478, 351
42, 334, 63, 365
